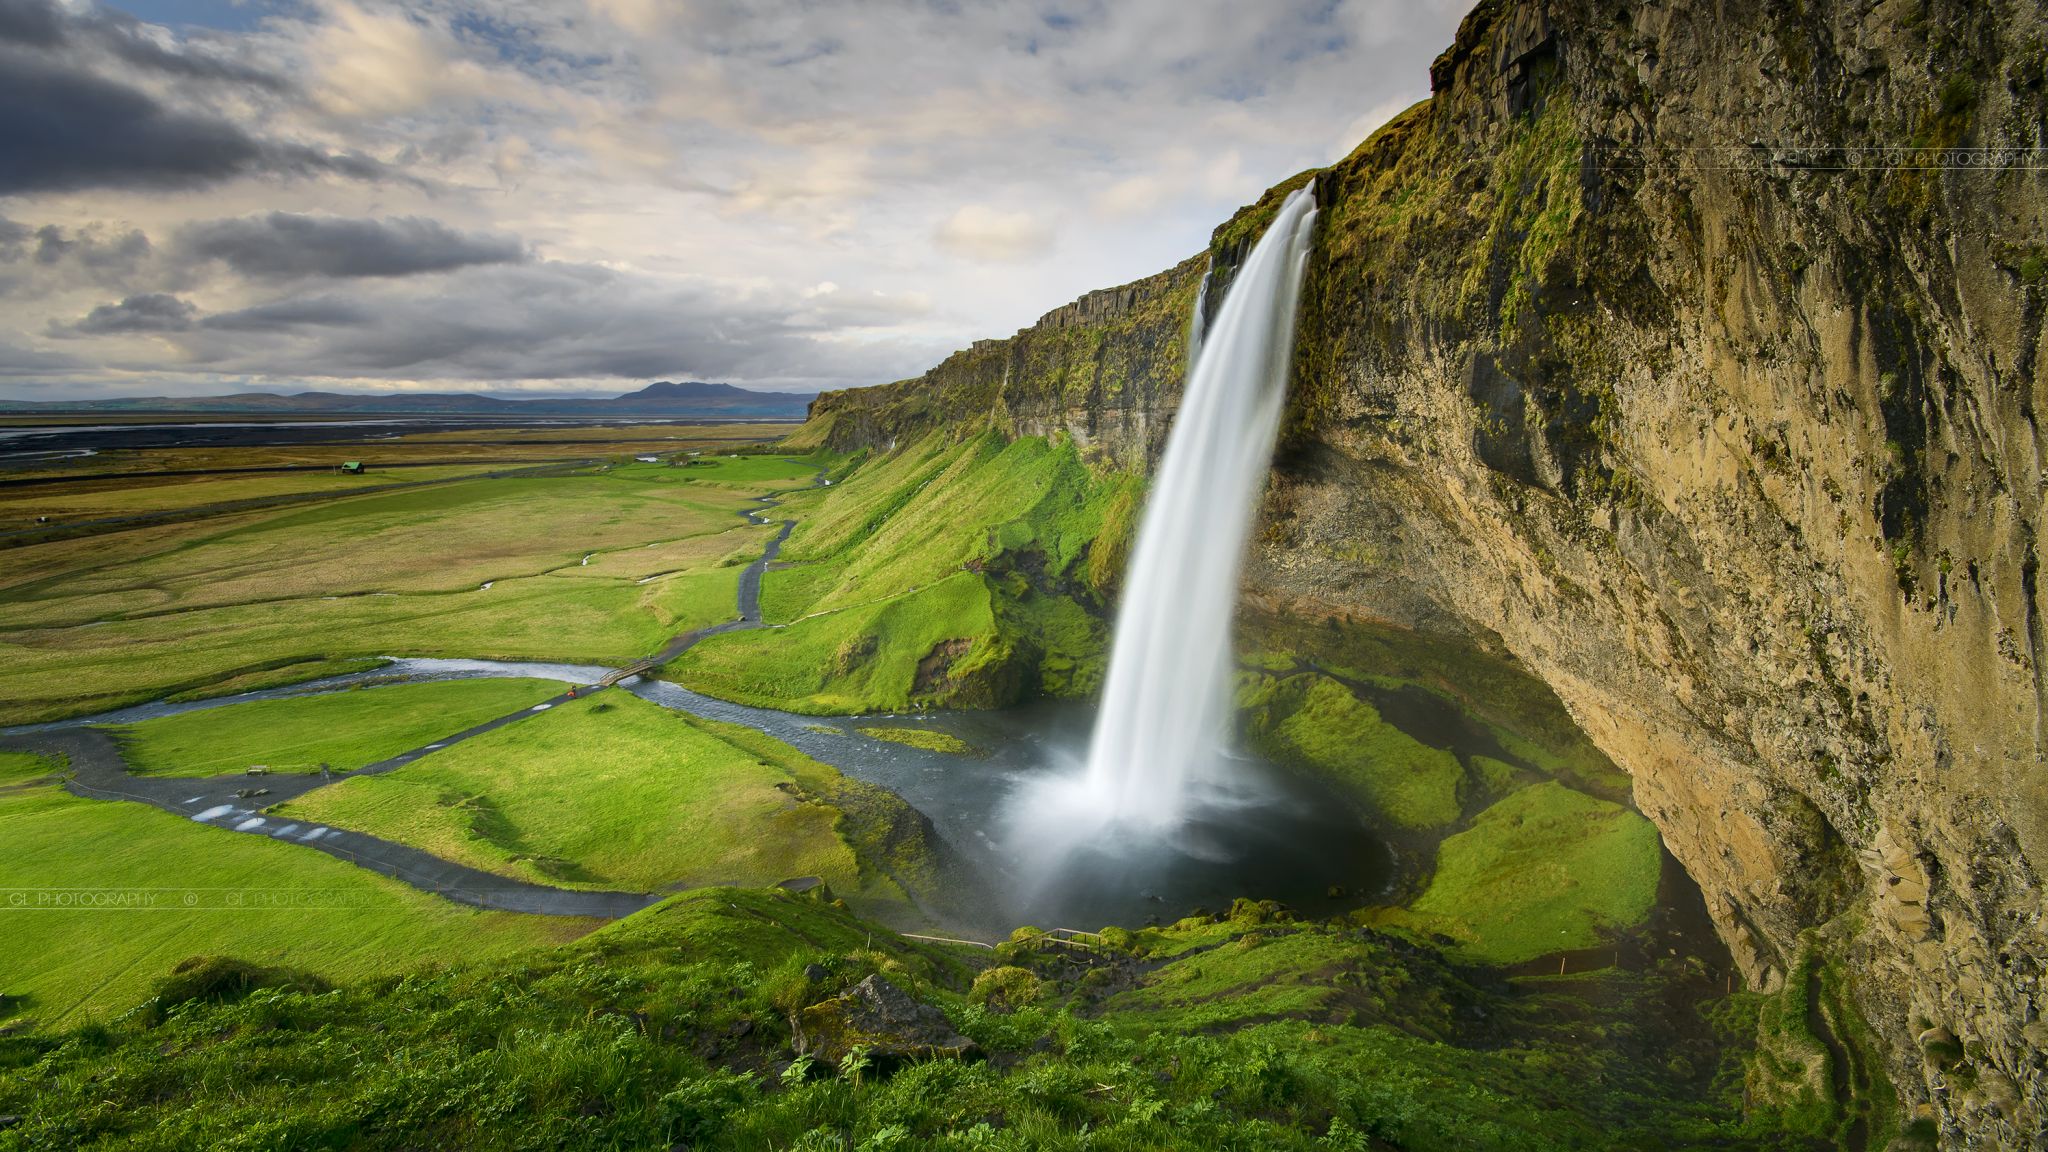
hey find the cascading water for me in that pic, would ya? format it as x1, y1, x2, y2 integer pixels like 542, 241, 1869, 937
1079, 182, 1319, 830
1002, 183, 1321, 883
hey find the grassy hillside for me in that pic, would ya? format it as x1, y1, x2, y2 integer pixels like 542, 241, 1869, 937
670, 432, 1136, 713
0, 885, 1811, 1150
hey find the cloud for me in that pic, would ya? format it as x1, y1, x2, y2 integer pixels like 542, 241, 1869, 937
202, 296, 376, 331
0, 0, 290, 89
0, 0, 62, 47
0, 338, 84, 378
0, 219, 30, 262
0, 47, 391, 195
0, 0, 1473, 399
56, 294, 199, 336
150, 260, 940, 388
177, 213, 528, 279
20, 223, 152, 272
933, 205, 1055, 264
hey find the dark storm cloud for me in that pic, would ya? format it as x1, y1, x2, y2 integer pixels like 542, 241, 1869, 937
177, 214, 528, 280
0, 47, 390, 196
55, 293, 198, 335
26, 223, 152, 271
0, 0, 62, 46
202, 296, 375, 331
168, 261, 938, 388
0, 0, 289, 90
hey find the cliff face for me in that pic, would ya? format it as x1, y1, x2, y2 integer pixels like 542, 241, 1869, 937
804, 0, 2048, 1145
798, 255, 1207, 463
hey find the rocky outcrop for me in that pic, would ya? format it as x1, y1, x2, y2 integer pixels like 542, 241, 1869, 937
805, 0, 2048, 1145
801, 255, 1206, 465
792, 974, 978, 1067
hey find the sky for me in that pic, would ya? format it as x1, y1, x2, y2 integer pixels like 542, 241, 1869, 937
0, 0, 1469, 400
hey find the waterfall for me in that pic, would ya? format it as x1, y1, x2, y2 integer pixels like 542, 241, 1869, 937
1080, 183, 1319, 831
1185, 265, 1212, 371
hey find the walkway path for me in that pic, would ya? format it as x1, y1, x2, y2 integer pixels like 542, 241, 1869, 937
0, 463, 828, 919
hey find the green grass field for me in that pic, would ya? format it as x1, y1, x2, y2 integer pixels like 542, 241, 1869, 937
0, 751, 63, 787
0, 782, 589, 1025
273, 692, 893, 897
0, 464, 515, 525
0, 455, 816, 724
678, 571, 1004, 713
662, 454, 822, 489
1388, 782, 1661, 964
0, 887, 1786, 1151
110, 679, 565, 777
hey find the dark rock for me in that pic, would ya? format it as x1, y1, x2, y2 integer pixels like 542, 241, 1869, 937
793, 975, 977, 1066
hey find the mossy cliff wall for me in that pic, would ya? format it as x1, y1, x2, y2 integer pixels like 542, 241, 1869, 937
804, 1, 2048, 1144
798, 255, 1208, 464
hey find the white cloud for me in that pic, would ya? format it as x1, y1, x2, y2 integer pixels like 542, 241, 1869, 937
934, 205, 1056, 264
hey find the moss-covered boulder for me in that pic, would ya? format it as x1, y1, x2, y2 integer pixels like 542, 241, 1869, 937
792, 974, 977, 1066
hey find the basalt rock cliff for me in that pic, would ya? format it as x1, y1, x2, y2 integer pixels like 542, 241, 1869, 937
803, 0, 2048, 1146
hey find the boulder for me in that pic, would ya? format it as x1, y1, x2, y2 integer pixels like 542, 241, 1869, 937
793, 975, 977, 1066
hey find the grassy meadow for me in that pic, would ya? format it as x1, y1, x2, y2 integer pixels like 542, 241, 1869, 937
0, 750, 63, 786
0, 415, 1785, 1145
1, 423, 798, 484
0, 464, 510, 524
0, 451, 816, 724
0, 779, 591, 1026
274, 691, 903, 900
1392, 782, 1663, 964
111, 679, 566, 776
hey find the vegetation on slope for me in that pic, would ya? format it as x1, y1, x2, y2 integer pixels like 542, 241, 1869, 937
111, 679, 565, 777
1241, 672, 1466, 831
0, 886, 1801, 1150
672, 432, 1135, 713
0, 751, 62, 787
1386, 782, 1662, 965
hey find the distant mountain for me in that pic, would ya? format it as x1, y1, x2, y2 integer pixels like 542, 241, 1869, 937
0, 382, 816, 420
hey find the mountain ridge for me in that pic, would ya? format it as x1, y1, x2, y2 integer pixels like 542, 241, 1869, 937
0, 380, 815, 419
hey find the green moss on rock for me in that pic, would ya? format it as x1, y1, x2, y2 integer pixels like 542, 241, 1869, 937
1394, 782, 1661, 965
